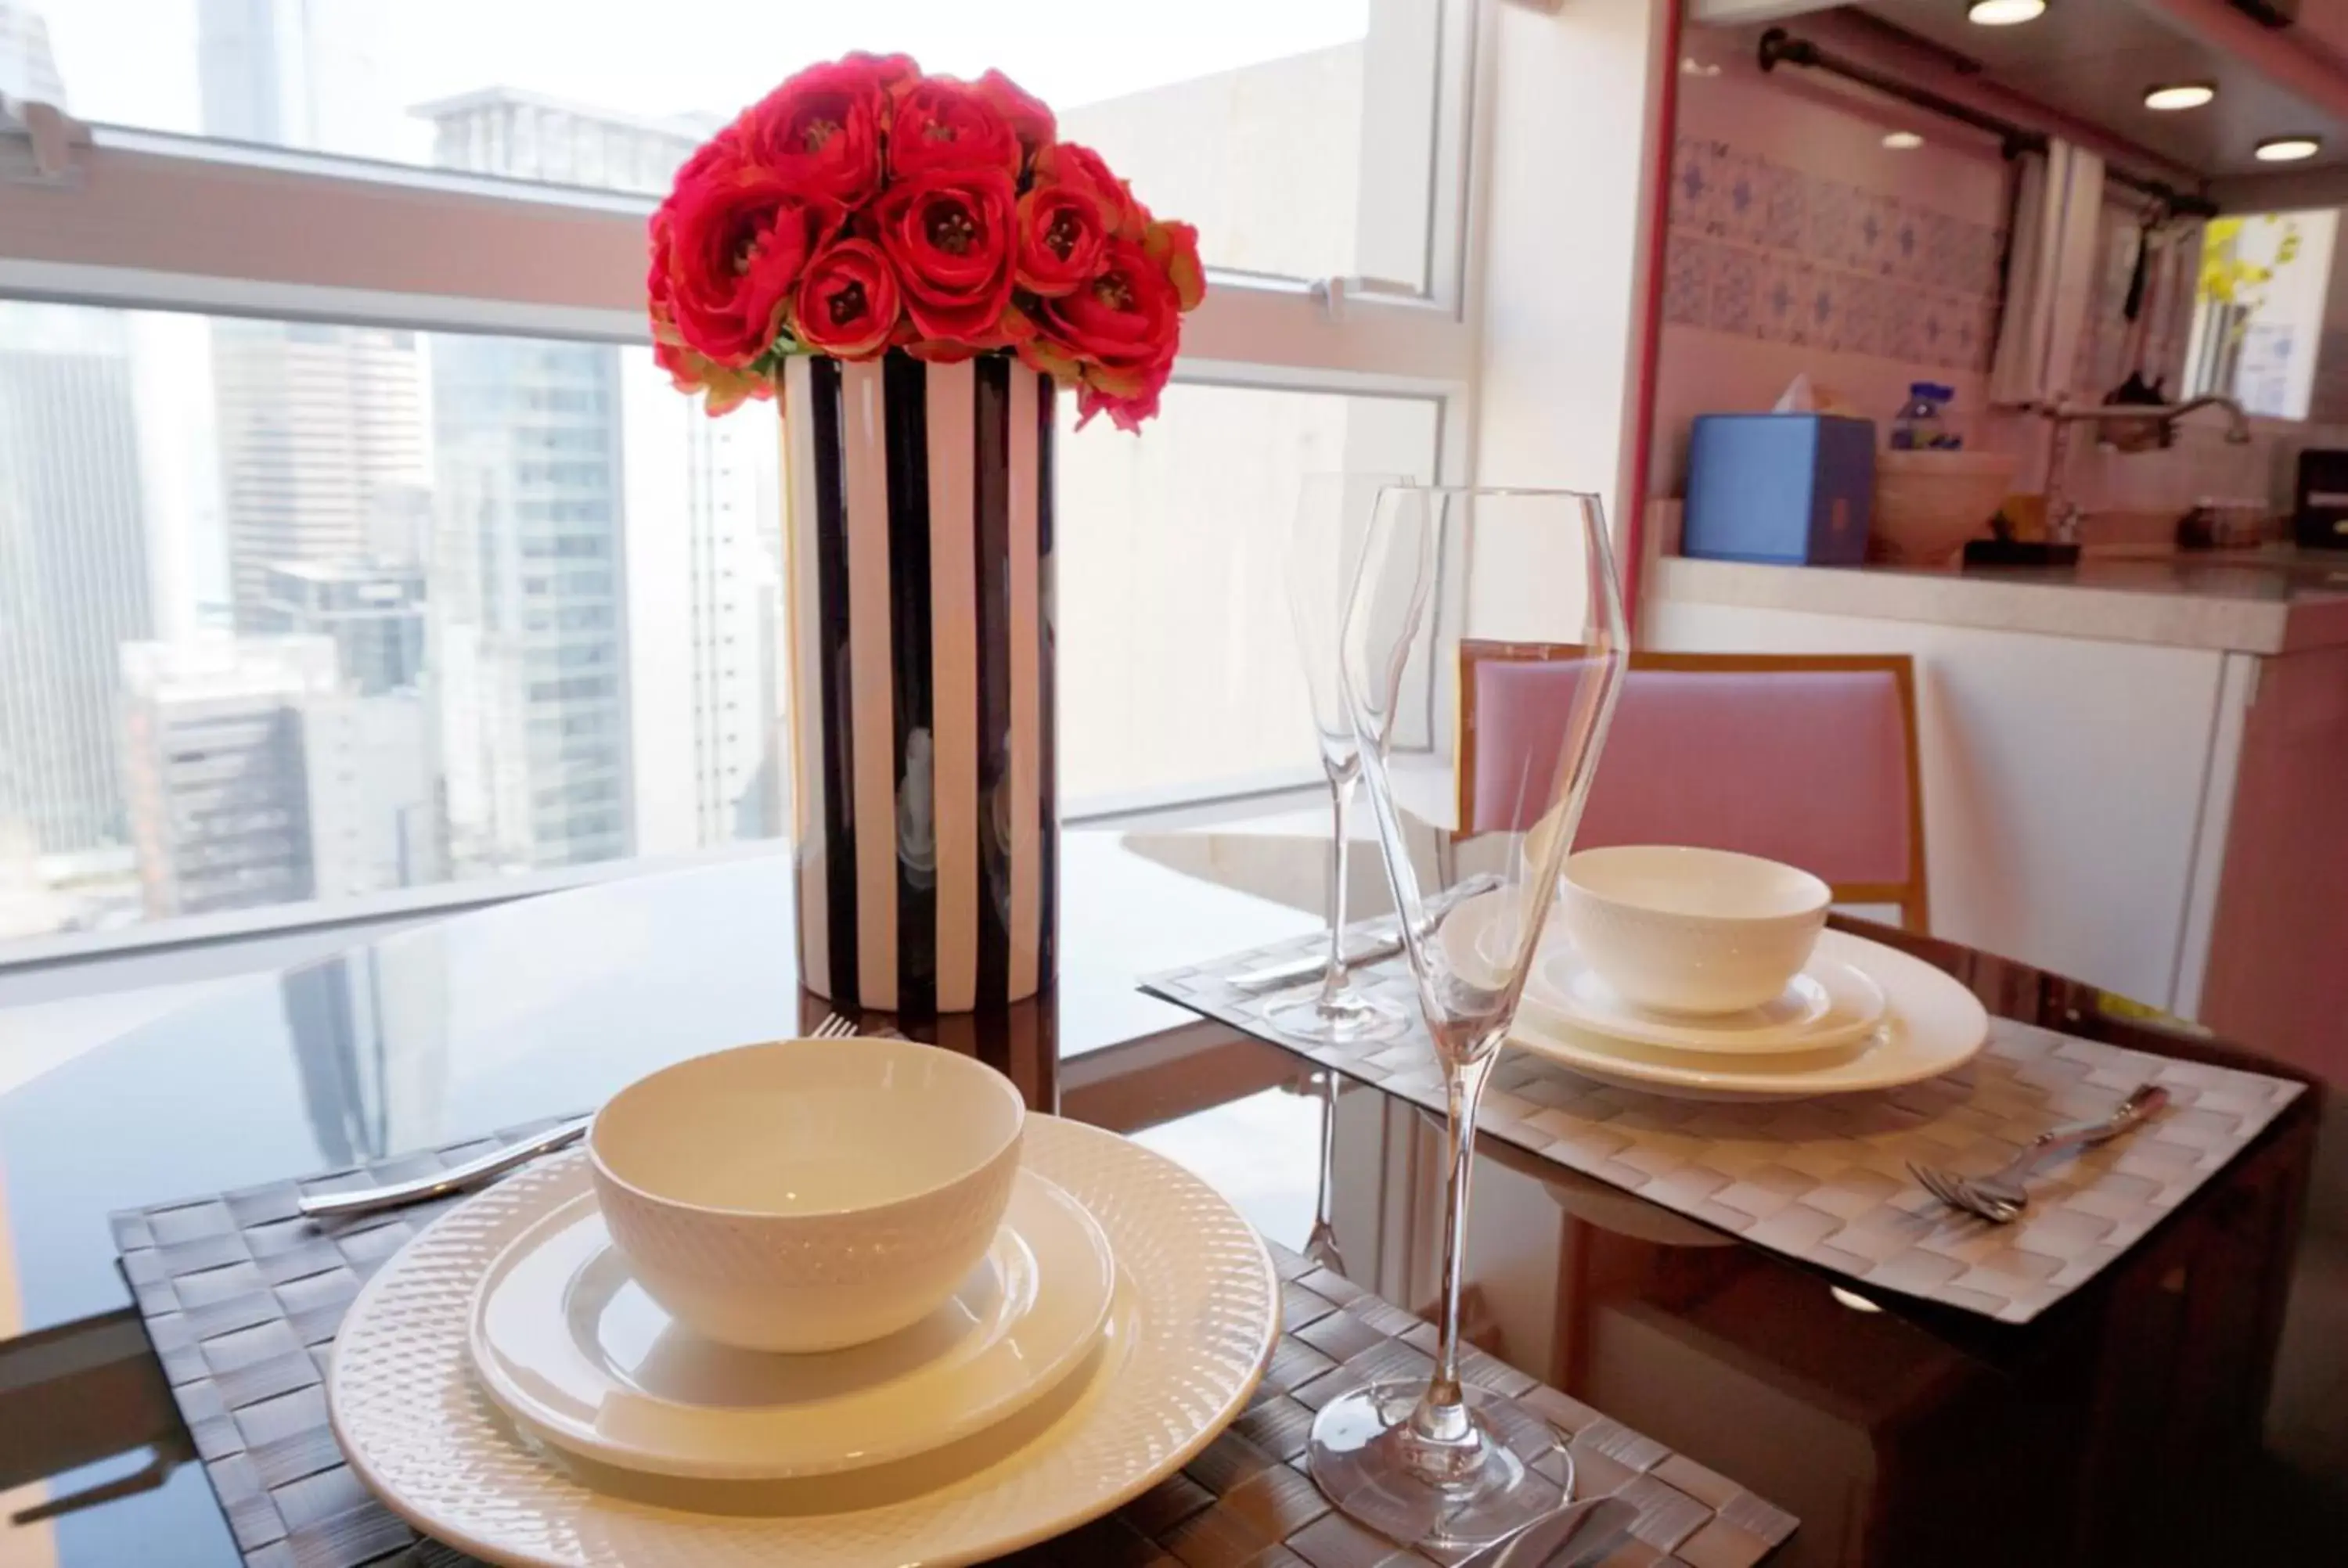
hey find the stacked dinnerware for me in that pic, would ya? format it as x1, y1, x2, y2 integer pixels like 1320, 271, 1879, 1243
325, 1038, 1280, 1567
1512, 847, 1989, 1101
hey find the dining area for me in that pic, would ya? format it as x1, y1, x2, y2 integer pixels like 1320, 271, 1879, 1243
3, 7, 2346, 1564
0, 805, 2326, 1568
0, 477, 2332, 1568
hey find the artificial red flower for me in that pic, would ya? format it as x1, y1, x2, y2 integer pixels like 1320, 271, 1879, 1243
794, 239, 902, 360
1035, 239, 1179, 371
1032, 142, 1143, 240
656, 144, 825, 365
1014, 183, 1108, 297
973, 69, 1055, 160
733, 52, 913, 210
1075, 358, 1172, 433
1143, 218, 1206, 311
874, 166, 1022, 349
652, 300, 772, 415
889, 77, 1021, 180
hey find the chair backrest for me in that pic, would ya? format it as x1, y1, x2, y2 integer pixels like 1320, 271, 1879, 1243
1460, 647, 1930, 930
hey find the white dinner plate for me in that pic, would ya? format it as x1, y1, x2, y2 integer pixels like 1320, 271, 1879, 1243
328, 1116, 1278, 1568
1508, 930, 1989, 1100
467, 1166, 1115, 1480
1525, 935, 1887, 1055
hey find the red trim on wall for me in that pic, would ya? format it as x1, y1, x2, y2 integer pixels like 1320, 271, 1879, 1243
1620, 0, 1684, 644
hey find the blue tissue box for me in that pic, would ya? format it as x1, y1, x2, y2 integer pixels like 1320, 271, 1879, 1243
1683, 414, 1876, 566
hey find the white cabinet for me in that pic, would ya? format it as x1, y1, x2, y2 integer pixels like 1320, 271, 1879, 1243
1644, 599, 2247, 1015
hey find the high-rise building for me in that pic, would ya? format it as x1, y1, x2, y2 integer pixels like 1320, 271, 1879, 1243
0, 2, 64, 105
0, 303, 155, 858
196, 0, 398, 158
198, 0, 428, 634
618, 351, 780, 854
255, 557, 427, 696
417, 89, 774, 870
119, 636, 436, 917
209, 319, 428, 631
120, 637, 337, 918
303, 687, 441, 899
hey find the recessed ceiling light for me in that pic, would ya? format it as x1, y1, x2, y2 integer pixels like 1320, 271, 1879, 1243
1882, 131, 1925, 150
2143, 83, 2216, 112
2256, 135, 2323, 162
1829, 1286, 1885, 1314
1967, 0, 2046, 24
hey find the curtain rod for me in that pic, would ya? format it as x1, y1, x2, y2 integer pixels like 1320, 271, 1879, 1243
1756, 28, 2220, 221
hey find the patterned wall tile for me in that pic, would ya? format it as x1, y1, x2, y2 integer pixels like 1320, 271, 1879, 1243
1807, 178, 1853, 265
1669, 138, 1716, 234
1796, 261, 1838, 353
1889, 202, 1925, 279
1664, 237, 1713, 328
1760, 164, 1806, 252
1664, 139, 2008, 372
1884, 286, 1923, 363
1710, 246, 1760, 336
1839, 274, 1885, 359
1720, 153, 1766, 247
1755, 254, 1802, 344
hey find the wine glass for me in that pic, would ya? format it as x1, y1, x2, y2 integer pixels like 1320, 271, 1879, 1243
1264, 473, 1412, 1048
1306, 485, 1628, 1548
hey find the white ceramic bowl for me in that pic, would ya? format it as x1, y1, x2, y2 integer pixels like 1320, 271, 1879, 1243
588, 1038, 1025, 1354
1561, 846, 1830, 1016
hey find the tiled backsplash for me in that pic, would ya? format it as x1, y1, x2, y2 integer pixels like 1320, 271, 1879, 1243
1663, 136, 2003, 373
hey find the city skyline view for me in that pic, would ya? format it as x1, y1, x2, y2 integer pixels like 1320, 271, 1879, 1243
1, 0, 1404, 944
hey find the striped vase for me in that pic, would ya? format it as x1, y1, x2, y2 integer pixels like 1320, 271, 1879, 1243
780, 351, 1056, 1013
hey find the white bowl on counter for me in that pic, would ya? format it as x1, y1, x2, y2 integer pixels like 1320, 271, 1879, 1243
588, 1037, 1025, 1354
1560, 845, 1831, 1016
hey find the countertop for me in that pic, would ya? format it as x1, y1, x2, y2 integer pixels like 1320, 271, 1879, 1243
1648, 546, 2348, 655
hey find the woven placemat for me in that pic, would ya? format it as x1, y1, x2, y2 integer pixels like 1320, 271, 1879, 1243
1143, 928, 2307, 1325
112, 1124, 1795, 1568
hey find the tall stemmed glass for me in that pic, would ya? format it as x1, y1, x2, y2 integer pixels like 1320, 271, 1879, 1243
1307, 486, 1628, 1548
1265, 473, 1411, 1048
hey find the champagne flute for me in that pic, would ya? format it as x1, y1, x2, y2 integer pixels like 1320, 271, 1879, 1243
1264, 473, 1411, 1048
1306, 485, 1627, 1548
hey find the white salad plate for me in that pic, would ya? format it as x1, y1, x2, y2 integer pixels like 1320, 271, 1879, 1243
466, 1166, 1115, 1480
1509, 930, 1990, 1101
328, 1116, 1279, 1568
1524, 935, 1888, 1055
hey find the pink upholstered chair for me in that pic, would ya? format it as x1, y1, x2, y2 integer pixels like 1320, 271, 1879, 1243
1460, 646, 1930, 930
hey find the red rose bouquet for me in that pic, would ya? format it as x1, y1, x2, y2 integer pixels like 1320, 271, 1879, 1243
647, 52, 1204, 433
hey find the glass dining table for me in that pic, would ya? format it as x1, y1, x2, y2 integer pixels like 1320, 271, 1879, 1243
0, 817, 2325, 1567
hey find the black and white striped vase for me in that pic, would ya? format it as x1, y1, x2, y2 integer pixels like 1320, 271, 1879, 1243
780, 351, 1057, 1013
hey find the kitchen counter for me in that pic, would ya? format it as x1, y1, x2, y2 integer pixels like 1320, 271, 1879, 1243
1644, 540, 2348, 1086
1648, 547, 2348, 654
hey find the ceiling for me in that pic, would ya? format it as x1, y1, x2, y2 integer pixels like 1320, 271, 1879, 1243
1846, 0, 2348, 179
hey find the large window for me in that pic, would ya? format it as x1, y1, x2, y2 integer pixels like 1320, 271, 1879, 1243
0, 0, 1477, 955
34, 0, 1459, 292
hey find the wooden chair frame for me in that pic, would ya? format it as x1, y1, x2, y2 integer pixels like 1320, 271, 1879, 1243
1456, 644, 1931, 931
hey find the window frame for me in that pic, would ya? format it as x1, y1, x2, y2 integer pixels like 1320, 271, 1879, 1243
0, 0, 1486, 969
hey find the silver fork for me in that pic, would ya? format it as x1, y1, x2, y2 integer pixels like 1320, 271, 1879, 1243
298, 1012, 860, 1220
1908, 1083, 2169, 1225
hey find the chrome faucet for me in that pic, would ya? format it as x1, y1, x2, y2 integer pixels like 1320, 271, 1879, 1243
2028, 394, 2253, 545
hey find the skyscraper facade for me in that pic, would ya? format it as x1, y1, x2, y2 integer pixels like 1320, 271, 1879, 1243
427, 332, 632, 871
0, 303, 154, 858
255, 557, 427, 696
119, 636, 336, 917
420, 89, 776, 869
197, 0, 428, 634
0, 1, 64, 104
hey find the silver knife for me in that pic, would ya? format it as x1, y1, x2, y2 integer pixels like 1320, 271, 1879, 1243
297, 1114, 592, 1221
1456, 1494, 1638, 1568
1228, 872, 1505, 994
